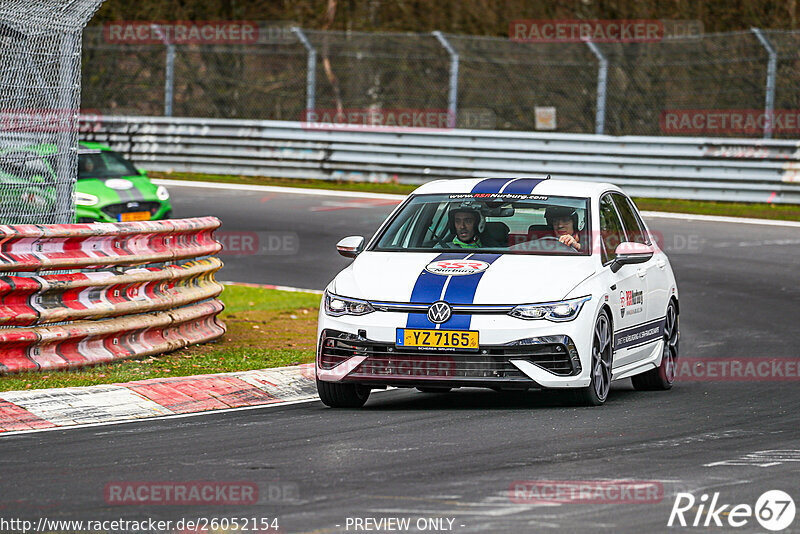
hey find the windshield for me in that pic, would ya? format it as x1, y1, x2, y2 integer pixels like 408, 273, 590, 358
372, 193, 591, 255
77, 150, 139, 179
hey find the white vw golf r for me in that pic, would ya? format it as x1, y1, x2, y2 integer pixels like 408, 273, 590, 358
316, 177, 679, 407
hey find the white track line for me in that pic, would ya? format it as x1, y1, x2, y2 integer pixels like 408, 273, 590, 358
639, 210, 800, 228
152, 178, 406, 200
220, 281, 323, 294
156, 179, 799, 227
0, 395, 321, 438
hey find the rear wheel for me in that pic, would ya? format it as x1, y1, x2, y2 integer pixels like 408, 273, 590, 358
316, 379, 370, 408
632, 300, 678, 391
575, 309, 613, 406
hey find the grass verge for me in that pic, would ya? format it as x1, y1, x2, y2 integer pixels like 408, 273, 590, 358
0, 284, 321, 392
152, 171, 800, 222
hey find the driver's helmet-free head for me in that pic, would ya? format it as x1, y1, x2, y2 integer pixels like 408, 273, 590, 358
544, 205, 578, 231
448, 202, 486, 233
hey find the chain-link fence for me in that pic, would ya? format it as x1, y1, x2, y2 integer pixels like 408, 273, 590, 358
0, 0, 103, 224
81, 25, 800, 138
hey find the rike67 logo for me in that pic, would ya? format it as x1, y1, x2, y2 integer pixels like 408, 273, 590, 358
669, 490, 796, 531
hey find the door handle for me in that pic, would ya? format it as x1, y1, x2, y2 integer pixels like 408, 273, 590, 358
637, 268, 647, 278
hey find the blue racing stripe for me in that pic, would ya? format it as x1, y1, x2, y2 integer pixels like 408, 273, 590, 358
406, 252, 470, 328
501, 178, 546, 194
471, 178, 513, 194
438, 253, 501, 329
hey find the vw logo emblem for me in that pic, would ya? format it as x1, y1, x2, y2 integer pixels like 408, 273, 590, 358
427, 301, 452, 324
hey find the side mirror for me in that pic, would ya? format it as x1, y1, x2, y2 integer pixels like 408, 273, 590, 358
336, 236, 365, 258
610, 242, 654, 273
138, 168, 147, 176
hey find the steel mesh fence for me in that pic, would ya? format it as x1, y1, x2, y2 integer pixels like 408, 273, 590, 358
448, 35, 597, 132
598, 31, 769, 136
172, 43, 308, 120
763, 30, 800, 112
82, 28, 166, 116
0, 0, 102, 224
80, 26, 800, 139
303, 30, 450, 120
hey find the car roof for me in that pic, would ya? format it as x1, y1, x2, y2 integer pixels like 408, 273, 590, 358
411, 177, 622, 198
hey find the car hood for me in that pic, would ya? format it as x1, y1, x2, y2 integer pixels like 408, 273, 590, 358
76, 175, 158, 202
330, 252, 597, 305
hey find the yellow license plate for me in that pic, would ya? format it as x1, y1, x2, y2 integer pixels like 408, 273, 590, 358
397, 328, 478, 349
119, 211, 151, 222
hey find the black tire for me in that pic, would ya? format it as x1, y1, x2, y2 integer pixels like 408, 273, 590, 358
316, 379, 370, 408
574, 309, 613, 406
416, 387, 452, 393
632, 300, 679, 391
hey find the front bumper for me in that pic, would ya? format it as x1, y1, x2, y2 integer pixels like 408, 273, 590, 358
76, 200, 171, 223
316, 309, 595, 389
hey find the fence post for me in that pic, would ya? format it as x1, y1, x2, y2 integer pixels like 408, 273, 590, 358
432, 31, 459, 128
292, 27, 316, 120
585, 40, 607, 135
751, 28, 777, 139
54, 32, 80, 224
164, 43, 175, 117
150, 24, 175, 117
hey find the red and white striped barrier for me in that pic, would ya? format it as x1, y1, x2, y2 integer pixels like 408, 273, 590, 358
0, 218, 225, 374
0, 217, 220, 271
0, 364, 317, 433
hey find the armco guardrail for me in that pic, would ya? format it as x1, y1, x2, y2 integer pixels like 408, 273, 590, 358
0, 217, 225, 373
82, 116, 800, 204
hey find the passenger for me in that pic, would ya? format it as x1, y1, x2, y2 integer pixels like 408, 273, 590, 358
544, 206, 581, 251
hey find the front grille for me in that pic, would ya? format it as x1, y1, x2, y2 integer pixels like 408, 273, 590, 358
101, 201, 162, 218
319, 330, 578, 382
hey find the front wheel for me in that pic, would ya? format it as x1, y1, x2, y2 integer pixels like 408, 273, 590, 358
574, 309, 613, 406
632, 300, 678, 391
317, 379, 370, 408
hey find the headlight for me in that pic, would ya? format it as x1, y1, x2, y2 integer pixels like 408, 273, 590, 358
509, 295, 591, 322
324, 291, 374, 317
75, 192, 99, 206
156, 185, 170, 201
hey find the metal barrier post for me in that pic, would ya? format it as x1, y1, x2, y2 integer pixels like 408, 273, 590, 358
292, 27, 317, 119
432, 31, 459, 128
585, 40, 607, 135
751, 28, 777, 140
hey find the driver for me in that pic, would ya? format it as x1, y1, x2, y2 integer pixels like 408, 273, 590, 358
544, 206, 581, 251
448, 204, 484, 248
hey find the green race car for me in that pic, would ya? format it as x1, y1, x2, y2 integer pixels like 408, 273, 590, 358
76, 142, 171, 223
0, 141, 171, 223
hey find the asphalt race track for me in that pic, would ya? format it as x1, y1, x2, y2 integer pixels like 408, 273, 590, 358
2, 183, 799, 533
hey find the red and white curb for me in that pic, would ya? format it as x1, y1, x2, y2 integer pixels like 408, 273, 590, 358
0, 364, 316, 434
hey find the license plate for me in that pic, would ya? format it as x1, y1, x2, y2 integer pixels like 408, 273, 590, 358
396, 328, 478, 349
119, 211, 151, 222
